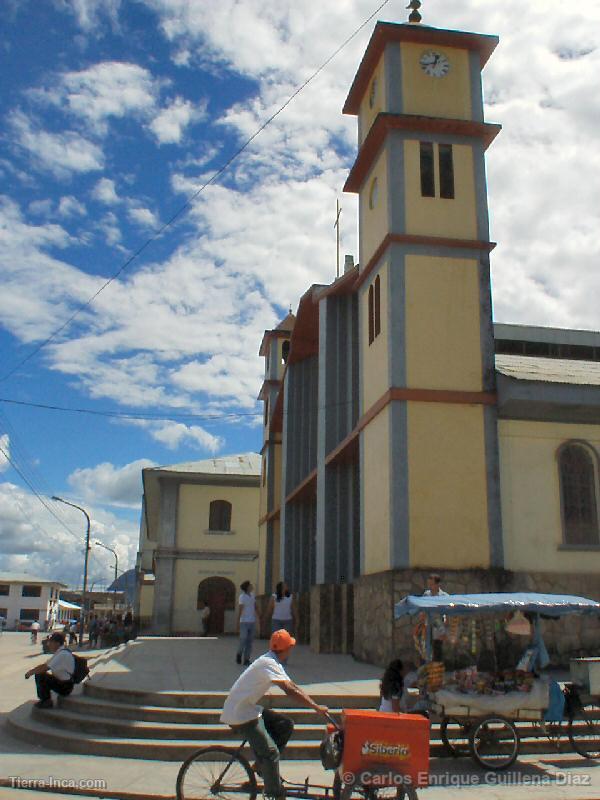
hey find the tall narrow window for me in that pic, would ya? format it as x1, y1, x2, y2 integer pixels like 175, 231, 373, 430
209, 500, 232, 532
439, 143, 455, 199
281, 340, 290, 364
559, 443, 599, 545
264, 397, 269, 428
374, 275, 381, 338
420, 142, 435, 197
368, 285, 374, 345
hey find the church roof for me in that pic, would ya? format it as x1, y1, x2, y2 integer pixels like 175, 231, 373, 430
276, 312, 296, 332
495, 354, 600, 386
148, 452, 261, 476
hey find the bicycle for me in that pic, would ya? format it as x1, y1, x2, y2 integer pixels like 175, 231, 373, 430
176, 727, 420, 800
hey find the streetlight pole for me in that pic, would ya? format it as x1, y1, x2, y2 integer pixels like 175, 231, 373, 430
94, 541, 118, 613
52, 496, 91, 646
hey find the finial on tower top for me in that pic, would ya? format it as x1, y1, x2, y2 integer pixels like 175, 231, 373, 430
406, 0, 422, 24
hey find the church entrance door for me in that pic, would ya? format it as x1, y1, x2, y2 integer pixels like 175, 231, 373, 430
197, 577, 236, 634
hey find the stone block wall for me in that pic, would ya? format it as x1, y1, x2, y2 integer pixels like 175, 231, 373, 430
352, 568, 600, 668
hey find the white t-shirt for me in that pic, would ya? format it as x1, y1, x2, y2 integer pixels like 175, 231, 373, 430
221, 653, 289, 725
423, 588, 449, 640
239, 592, 256, 623
48, 647, 75, 682
30, 622, 40, 631
272, 594, 293, 621
378, 695, 400, 713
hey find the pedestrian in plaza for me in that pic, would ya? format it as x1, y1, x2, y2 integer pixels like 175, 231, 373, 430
24, 631, 75, 708
266, 581, 298, 635
236, 581, 260, 666
378, 658, 404, 713
198, 599, 210, 636
30, 620, 40, 645
221, 629, 329, 800
68, 621, 78, 645
423, 573, 448, 662
88, 615, 99, 649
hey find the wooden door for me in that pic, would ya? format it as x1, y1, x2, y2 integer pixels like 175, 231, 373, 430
197, 577, 236, 634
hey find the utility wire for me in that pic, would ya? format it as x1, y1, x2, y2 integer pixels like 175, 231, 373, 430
0, 0, 390, 385
0, 442, 84, 544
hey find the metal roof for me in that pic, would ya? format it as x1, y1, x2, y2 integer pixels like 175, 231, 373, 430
148, 452, 261, 477
395, 592, 600, 619
494, 323, 600, 348
495, 354, 600, 386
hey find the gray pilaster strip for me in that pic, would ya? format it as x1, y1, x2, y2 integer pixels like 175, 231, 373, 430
316, 298, 329, 585
384, 42, 403, 114
264, 520, 273, 596
472, 140, 490, 243
483, 405, 504, 568
469, 51, 485, 122
388, 133, 406, 237
151, 480, 179, 634
389, 400, 410, 568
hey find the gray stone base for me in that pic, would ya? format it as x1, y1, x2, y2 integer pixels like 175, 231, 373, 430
341, 568, 600, 668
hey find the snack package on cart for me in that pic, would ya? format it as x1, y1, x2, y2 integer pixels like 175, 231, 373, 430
341, 709, 430, 789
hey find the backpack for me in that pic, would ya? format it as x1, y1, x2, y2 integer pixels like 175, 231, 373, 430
70, 652, 90, 684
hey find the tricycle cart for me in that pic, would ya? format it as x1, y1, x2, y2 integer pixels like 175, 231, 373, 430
395, 592, 600, 770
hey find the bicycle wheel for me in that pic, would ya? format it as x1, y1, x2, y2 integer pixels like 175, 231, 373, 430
468, 716, 519, 770
176, 746, 257, 800
569, 704, 600, 759
440, 717, 471, 758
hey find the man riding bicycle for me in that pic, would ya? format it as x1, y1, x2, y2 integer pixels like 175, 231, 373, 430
221, 629, 329, 799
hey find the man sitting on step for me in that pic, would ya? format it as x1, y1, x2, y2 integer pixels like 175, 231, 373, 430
221, 629, 329, 799
25, 631, 75, 708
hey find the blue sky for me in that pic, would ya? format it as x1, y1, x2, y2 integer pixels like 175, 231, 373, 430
1, 0, 599, 588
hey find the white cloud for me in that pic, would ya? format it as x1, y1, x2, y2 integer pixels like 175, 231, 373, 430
10, 111, 104, 177
58, 195, 86, 217
28, 199, 54, 217
146, 421, 223, 453
127, 205, 159, 229
0, 434, 10, 473
0, 481, 138, 589
92, 177, 120, 205
58, 0, 122, 33
149, 96, 206, 144
45, 61, 158, 134
67, 458, 156, 507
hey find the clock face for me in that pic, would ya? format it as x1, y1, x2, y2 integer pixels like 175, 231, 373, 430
420, 50, 450, 78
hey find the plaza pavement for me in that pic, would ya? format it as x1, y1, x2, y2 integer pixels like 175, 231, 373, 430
1, 632, 599, 799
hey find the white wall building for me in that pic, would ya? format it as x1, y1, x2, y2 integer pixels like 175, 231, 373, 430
0, 574, 67, 631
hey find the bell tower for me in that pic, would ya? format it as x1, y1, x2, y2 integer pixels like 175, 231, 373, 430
343, 13, 504, 572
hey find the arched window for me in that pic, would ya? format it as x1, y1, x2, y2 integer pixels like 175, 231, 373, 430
368, 285, 374, 345
558, 443, 600, 546
209, 500, 232, 532
281, 340, 290, 364
374, 275, 381, 338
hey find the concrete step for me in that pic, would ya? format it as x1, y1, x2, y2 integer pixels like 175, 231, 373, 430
58, 695, 350, 724
83, 682, 379, 710
32, 706, 328, 741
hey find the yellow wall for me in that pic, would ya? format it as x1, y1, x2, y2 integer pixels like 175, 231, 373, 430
172, 558, 257, 633
177, 483, 259, 551
404, 141, 477, 240
404, 255, 483, 391
401, 43, 472, 120
408, 402, 490, 567
358, 53, 386, 144
362, 407, 391, 574
361, 261, 389, 411
500, 420, 600, 573
359, 148, 388, 268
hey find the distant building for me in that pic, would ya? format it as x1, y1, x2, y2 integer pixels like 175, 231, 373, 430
61, 590, 128, 617
136, 453, 261, 635
0, 573, 67, 631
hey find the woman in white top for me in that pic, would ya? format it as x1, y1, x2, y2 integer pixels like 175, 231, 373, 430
378, 658, 404, 713
267, 581, 298, 635
236, 581, 259, 666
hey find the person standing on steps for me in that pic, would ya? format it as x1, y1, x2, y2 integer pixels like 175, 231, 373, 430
236, 580, 260, 666
266, 581, 298, 635
221, 629, 329, 800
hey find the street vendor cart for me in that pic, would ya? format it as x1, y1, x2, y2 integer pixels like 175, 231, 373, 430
395, 592, 600, 770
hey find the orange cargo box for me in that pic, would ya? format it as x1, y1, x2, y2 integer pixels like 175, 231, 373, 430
342, 709, 430, 789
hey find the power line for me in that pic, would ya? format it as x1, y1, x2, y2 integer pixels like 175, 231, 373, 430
0, 442, 84, 544
0, 0, 390, 385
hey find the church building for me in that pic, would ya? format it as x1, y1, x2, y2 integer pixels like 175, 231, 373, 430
257, 12, 600, 665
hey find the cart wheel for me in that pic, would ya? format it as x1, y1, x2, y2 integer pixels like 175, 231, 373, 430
176, 745, 257, 800
440, 717, 471, 758
368, 787, 418, 800
468, 715, 519, 770
332, 774, 418, 800
569, 703, 600, 759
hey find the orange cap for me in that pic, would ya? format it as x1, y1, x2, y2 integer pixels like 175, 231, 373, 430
270, 629, 296, 651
